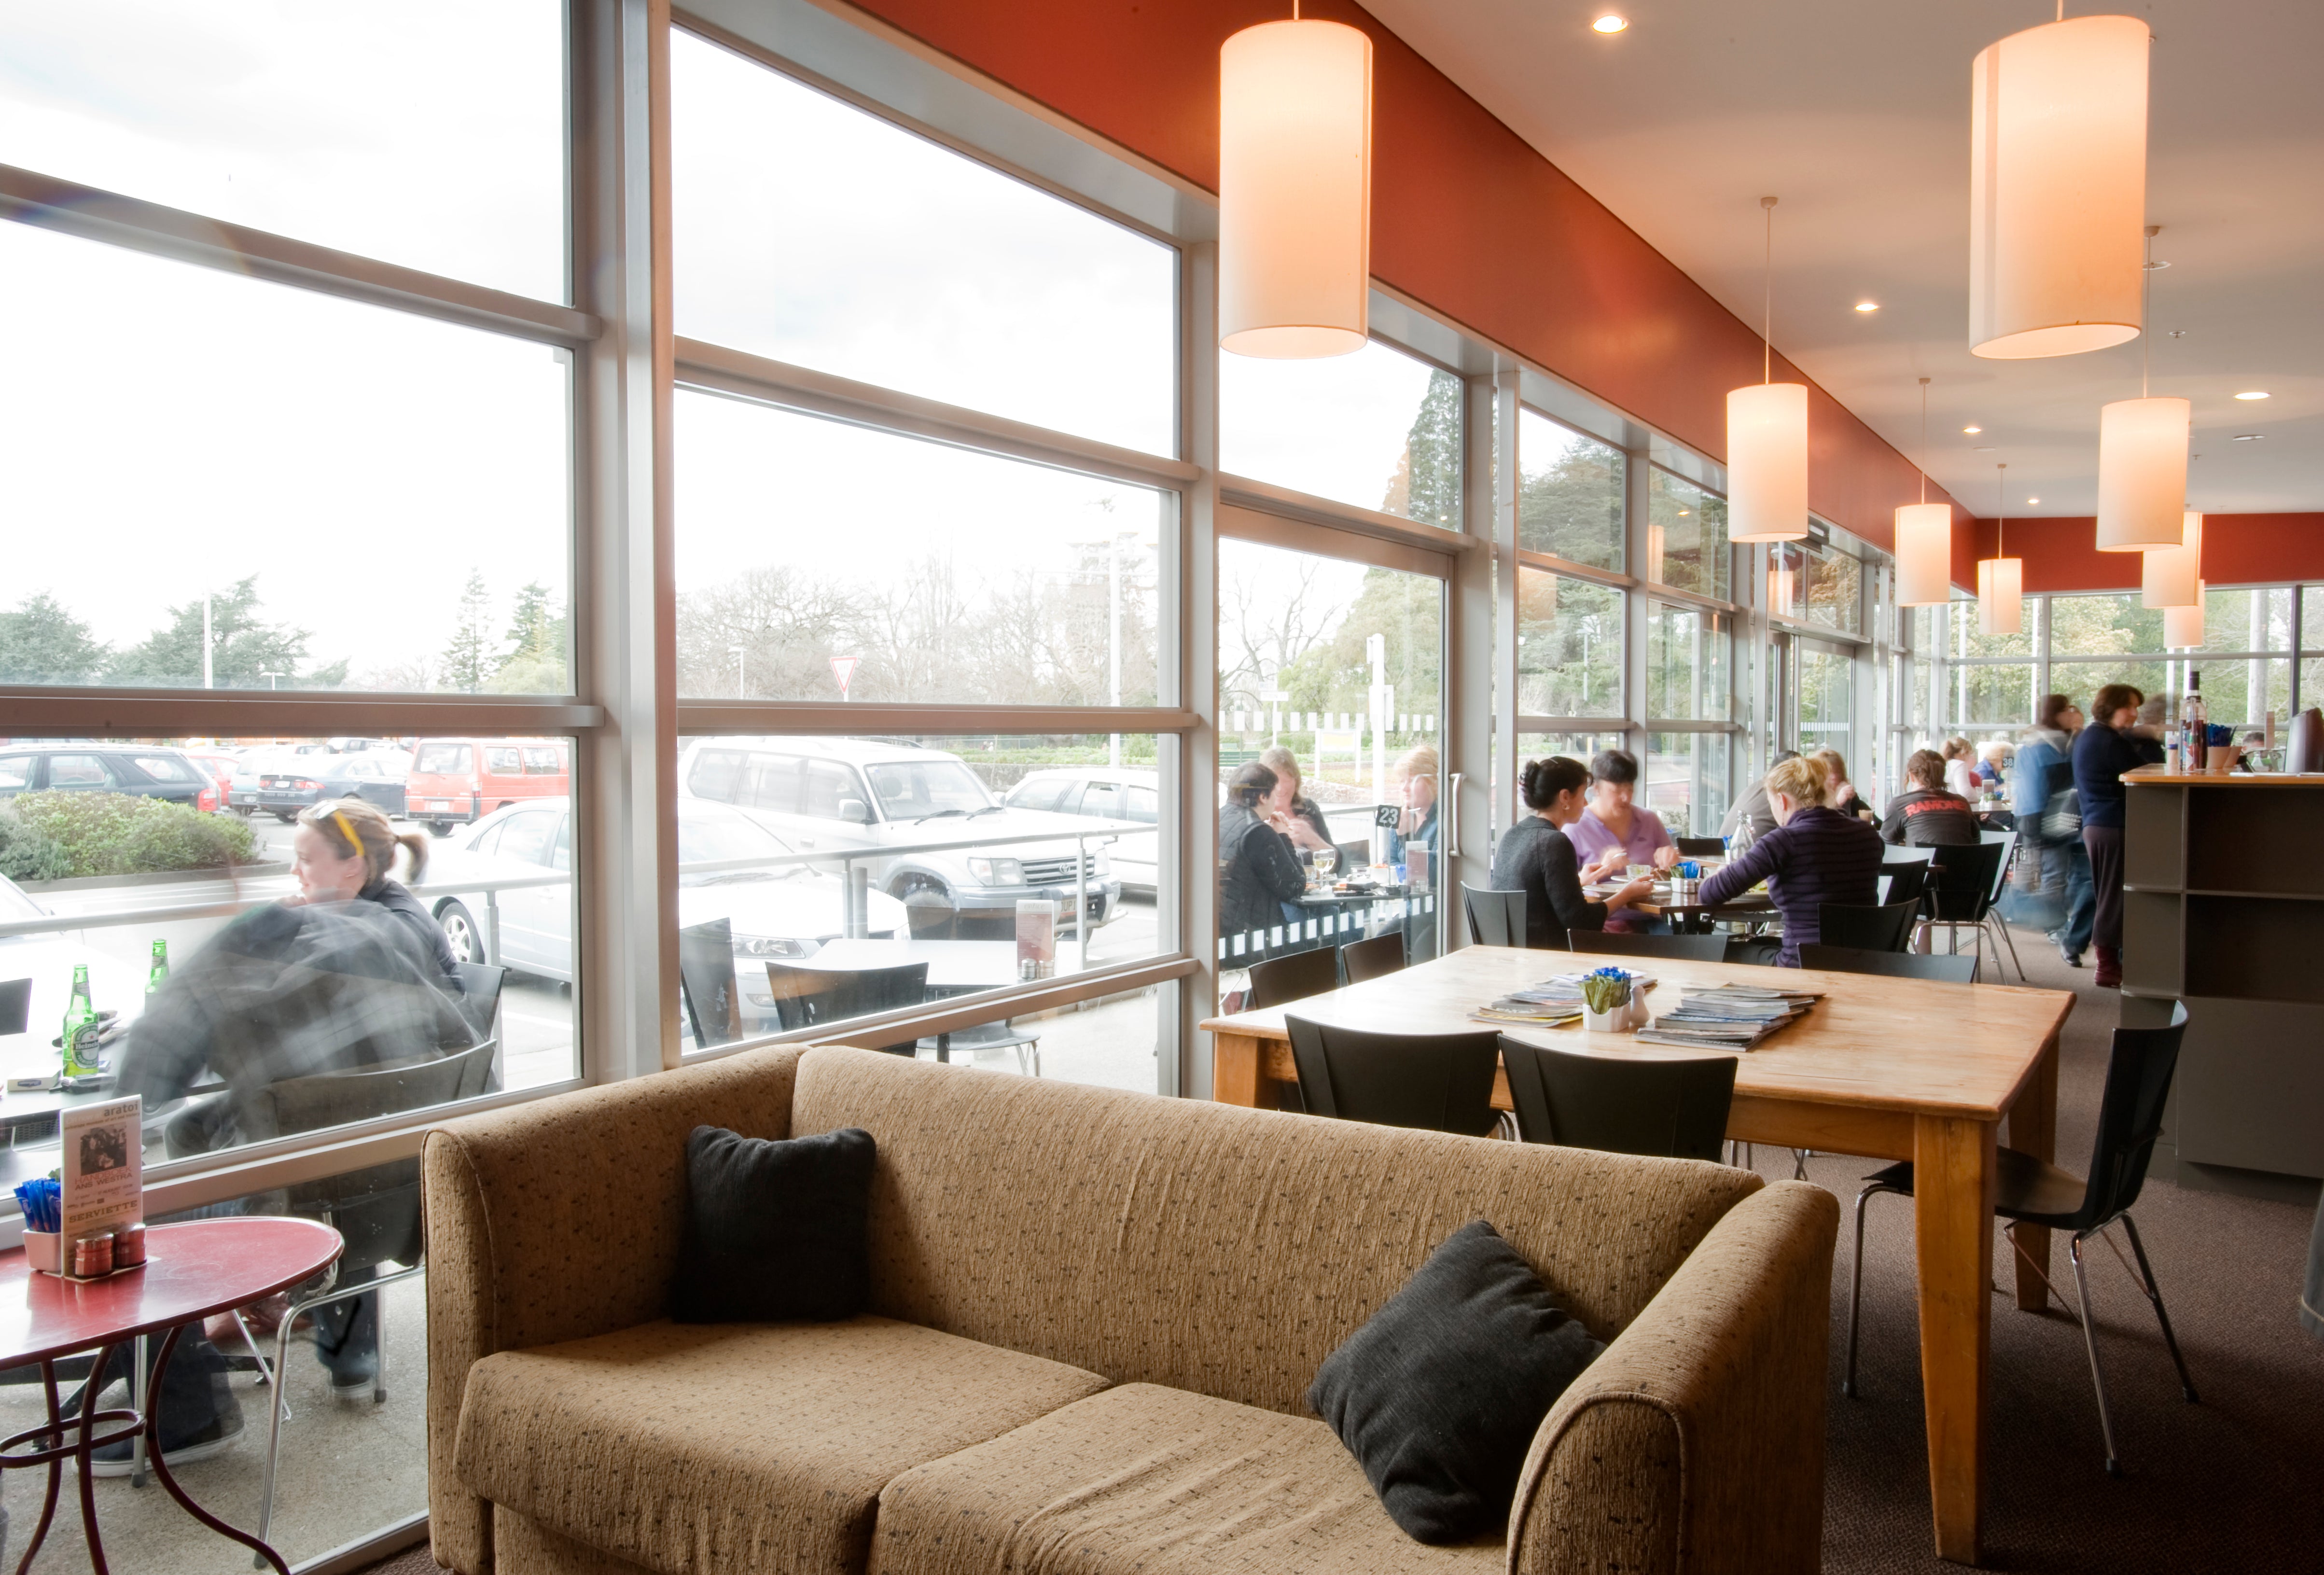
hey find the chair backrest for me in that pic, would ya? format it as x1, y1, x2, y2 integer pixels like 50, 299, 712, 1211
1978, 828, 2019, 904
677, 918, 742, 1047
1338, 932, 1406, 985
1675, 837, 1726, 857
1878, 858, 1930, 910
1797, 944, 1978, 984
764, 961, 931, 1032
1333, 839, 1371, 875
2074, 1003, 2190, 1228
1570, 929, 1727, 962
1284, 1017, 1502, 1136
1499, 1037, 1736, 1161
255, 1036, 501, 1140
455, 961, 508, 1033
1248, 947, 1340, 1010
0, 977, 29, 1037
1815, 900, 1921, 954
1924, 839, 2005, 921
1460, 883, 1529, 948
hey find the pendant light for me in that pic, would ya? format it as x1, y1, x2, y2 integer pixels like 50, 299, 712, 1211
1978, 464, 2023, 635
1968, 8, 2148, 358
1727, 196, 1809, 544
2096, 227, 2189, 551
2165, 582, 2205, 648
1218, 4, 1373, 358
2142, 511, 2202, 609
1895, 377, 1955, 605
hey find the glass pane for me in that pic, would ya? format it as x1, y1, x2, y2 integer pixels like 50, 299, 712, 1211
1645, 468, 1728, 599
1797, 646, 1855, 754
2181, 656, 2292, 732
926, 979, 1160, 1093
0, 223, 572, 693
2197, 587, 2293, 654
1221, 340, 1462, 525
1645, 732, 1731, 841
1951, 663, 2033, 728
1804, 542, 1863, 635
2306, 587, 2324, 652
0, 2, 565, 301
1518, 409, 1624, 570
1645, 602, 1729, 721
1517, 569, 1623, 717
672, 31, 1176, 456
676, 394, 1163, 703
2050, 593, 2163, 657
2048, 661, 2167, 717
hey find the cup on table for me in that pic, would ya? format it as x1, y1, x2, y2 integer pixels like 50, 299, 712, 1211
1626, 864, 1654, 882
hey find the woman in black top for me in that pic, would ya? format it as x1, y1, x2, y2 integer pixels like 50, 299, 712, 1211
1489, 756, 1652, 948
1217, 762, 1310, 945
2073, 683, 2151, 988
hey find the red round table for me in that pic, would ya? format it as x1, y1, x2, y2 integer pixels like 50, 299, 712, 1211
0, 1217, 342, 1575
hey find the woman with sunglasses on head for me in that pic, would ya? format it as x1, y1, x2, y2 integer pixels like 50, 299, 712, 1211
289, 798, 463, 987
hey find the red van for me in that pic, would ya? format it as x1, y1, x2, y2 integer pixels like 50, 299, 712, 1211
406, 738, 570, 834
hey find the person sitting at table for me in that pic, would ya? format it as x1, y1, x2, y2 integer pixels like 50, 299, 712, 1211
1698, 754, 1885, 967
1386, 743, 1438, 872
1719, 749, 1798, 845
2074, 683, 2153, 989
1257, 745, 1334, 856
1491, 755, 1654, 949
1810, 749, 1879, 825
1567, 749, 1677, 933
1879, 749, 1980, 847
1218, 761, 1310, 949
1941, 737, 1980, 800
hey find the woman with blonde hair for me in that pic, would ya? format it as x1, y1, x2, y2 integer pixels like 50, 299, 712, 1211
1941, 737, 1979, 801
1697, 753, 1885, 966
292, 797, 463, 986
1808, 748, 1877, 825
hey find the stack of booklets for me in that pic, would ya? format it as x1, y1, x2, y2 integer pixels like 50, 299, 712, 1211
1471, 970, 1655, 1030
1633, 983, 1821, 1050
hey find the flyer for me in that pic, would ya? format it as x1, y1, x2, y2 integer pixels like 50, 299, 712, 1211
59, 1096, 142, 1244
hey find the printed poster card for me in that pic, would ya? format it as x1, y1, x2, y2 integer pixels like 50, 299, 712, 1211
60, 1096, 142, 1243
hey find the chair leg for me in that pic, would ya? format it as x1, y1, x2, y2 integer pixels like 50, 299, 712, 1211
1844, 1182, 1894, 1398
1791, 1148, 1810, 1182
2069, 1234, 2124, 1476
2118, 1214, 2200, 1404
1990, 912, 2027, 981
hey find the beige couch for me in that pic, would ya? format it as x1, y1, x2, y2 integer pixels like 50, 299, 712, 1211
426, 1045, 1837, 1575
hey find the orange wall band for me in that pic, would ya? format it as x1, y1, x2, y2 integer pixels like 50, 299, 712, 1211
1951, 515, 2324, 596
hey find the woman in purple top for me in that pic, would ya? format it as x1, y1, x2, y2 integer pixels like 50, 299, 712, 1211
1567, 751, 1677, 932
1698, 754, 1885, 967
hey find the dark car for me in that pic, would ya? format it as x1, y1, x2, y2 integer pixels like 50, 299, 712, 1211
250, 749, 415, 822
0, 746, 218, 811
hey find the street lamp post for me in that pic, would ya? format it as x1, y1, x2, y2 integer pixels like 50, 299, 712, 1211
260, 670, 283, 691
730, 645, 747, 697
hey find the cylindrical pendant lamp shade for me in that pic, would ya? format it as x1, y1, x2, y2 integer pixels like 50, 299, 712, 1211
1894, 503, 1955, 606
1968, 15, 2148, 359
2141, 511, 2203, 609
1726, 382, 1809, 542
2096, 396, 2191, 551
2165, 582, 2205, 647
1977, 556, 2023, 635
1218, 20, 1373, 359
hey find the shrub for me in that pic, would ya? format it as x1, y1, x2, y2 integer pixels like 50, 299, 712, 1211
0, 805, 71, 881
10, 791, 259, 878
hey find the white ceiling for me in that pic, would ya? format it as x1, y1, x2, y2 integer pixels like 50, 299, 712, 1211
1360, 0, 2324, 518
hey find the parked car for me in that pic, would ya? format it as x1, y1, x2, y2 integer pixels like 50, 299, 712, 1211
419, 799, 908, 1028
405, 739, 570, 835
249, 749, 416, 822
676, 737, 1120, 937
1002, 768, 1161, 893
184, 752, 240, 814
0, 745, 217, 812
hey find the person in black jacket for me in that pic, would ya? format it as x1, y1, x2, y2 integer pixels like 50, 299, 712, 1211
1489, 756, 1652, 949
2074, 683, 2151, 988
292, 797, 465, 986
1879, 749, 1980, 847
1218, 762, 1309, 948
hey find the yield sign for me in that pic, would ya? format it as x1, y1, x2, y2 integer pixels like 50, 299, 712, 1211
830, 655, 861, 697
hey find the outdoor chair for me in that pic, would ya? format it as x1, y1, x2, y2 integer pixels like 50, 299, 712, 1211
1500, 1037, 1735, 1162
1338, 932, 1406, 985
764, 960, 930, 1056
452, 962, 508, 1091
1283, 1018, 1501, 1137
1460, 884, 1529, 948
677, 918, 743, 1049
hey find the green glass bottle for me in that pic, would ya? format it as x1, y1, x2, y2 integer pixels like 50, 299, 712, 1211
146, 938, 169, 996
60, 964, 100, 1077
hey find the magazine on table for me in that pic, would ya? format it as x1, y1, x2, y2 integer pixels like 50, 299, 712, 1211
1635, 984, 1821, 1051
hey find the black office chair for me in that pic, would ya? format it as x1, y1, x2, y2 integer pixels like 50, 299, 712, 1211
764, 960, 930, 1056
1248, 947, 1340, 1009
1675, 837, 1726, 858
1816, 901, 1921, 955
1570, 930, 1726, 962
677, 918, 744, 1048
1877, 856, 1930, 910
1283, 1017, 1501, 1137
1797, 944, 1978, 984
1919, 840, 2006, 977
1845, 1005, 2196, 1476
1339, 932, 1406, 985
1499, 1037, 1735, 1162
1977, 827, 2028, 981
1460, 884, 1529, 948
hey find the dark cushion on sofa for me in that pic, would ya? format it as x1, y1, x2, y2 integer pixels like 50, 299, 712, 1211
1308, 1218, 1604, 1543
670, 1124, 876, 1323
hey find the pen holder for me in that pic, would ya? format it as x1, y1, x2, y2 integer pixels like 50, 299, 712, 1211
21, 1230, 59, 1276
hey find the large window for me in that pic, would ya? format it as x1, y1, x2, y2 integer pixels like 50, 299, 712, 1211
1517, 570, 1622, 717
1222, 339, 1462, 525
1518, 410, 1624, 571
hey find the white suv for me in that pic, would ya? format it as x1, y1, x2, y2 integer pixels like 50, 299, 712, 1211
676, 737, 1121, 936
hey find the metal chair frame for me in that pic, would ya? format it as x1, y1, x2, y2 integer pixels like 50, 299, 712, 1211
1913, 840, 2008, 981
1976, 827, 2028, 981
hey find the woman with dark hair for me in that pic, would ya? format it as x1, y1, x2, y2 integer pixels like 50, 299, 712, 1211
1567, 749, 1676, 932
2074, 683, 2151, 988
1879, 750, 1979, 846
1489, 756, 1653, 949
1217, 762, 1309, 946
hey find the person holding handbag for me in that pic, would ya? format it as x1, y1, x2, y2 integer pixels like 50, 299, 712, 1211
2018, 696, 2095, 967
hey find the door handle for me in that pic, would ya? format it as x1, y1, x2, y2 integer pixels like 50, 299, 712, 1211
1447, 772, 1465, 858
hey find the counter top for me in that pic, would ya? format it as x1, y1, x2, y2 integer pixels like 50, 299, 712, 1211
2124, 767, 2324, 786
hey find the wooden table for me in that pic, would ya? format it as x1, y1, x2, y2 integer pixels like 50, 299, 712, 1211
1200, 945, 2073, 1566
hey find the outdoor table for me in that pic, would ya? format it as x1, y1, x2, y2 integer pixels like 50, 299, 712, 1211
1201, 945, 2073, 1566
0, 1216, 342, 1575
792, 939, 1024, 1062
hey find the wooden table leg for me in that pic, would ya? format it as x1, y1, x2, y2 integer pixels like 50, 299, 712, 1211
1211, 1032, 1267, 1108
2006, 1030, 2060, 1312
1915, 1114, 1997, 1566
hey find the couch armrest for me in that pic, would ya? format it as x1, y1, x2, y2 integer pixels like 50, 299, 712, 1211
423, 1045, 805, 1575
1506, 1181, 1839, 1575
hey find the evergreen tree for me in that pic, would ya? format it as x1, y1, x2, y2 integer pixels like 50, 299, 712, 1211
1520, 441, 1625, 568
440, 571, 494, 693
1380, 371, 1464, 525
502, 582, 560, 664
106, 577, 315, 689
0, 593, 109, 685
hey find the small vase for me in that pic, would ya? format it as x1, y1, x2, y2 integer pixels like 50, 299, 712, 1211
1584, 997, 1632, 1033
1628, 995, 1653, 1030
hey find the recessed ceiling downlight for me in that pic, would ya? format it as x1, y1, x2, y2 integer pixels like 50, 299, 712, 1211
1592, 14, 1628, 34
2233, 432, 2264, 441
2234, 390, 2270, 401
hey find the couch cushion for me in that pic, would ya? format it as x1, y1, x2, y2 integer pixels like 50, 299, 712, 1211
671, 1124, 876, 1324
872, 1382, 1503, 1575
454, 1315, 1111, 1575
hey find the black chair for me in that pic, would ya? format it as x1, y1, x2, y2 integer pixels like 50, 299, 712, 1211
1845, 1004, 2196, 1475
1877, 856, 1930, 911
1919, 841, 2006, 977
1977, 827, 2028, 980
1283, 1017, 1501, 1136
0, 976, 29, 1036
453, 962, 509, 1091
1816, 900, 1921, 955
677, 917, 743, 1048
1499, 1037, 1735, 1161
1798, 944, 1978, 984
1248, 947, 1339, 1009
1461, 884, 1529, 948
1570, 930, 1726, 962
1338, 932, 1406, 985
1676, 837, 1726, 857
764, 960, 930, 1056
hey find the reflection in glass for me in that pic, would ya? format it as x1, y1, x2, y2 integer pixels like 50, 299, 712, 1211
936, 981, 1161, 1093
1646, 468, 1728, 599
1804, 541, 1864, 635
673, 30, 1176, 456
1518, 569, 1622, 716
1646, 732, 1731, 840
2049, 593, 2161, 658
1646, 602, 1730, 721
1518, 410, 1623, 570
676, 394, 1163, 704
1797, 647, 1855, 755
1221, 340, 1461, 524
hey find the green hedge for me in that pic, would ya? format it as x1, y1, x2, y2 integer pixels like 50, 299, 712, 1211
8, 792, 258, 878
0, 806, 70, 882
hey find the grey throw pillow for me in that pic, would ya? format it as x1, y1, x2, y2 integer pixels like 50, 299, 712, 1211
669, 1124, 876, 1324
1308, 1219, 1604, 1544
